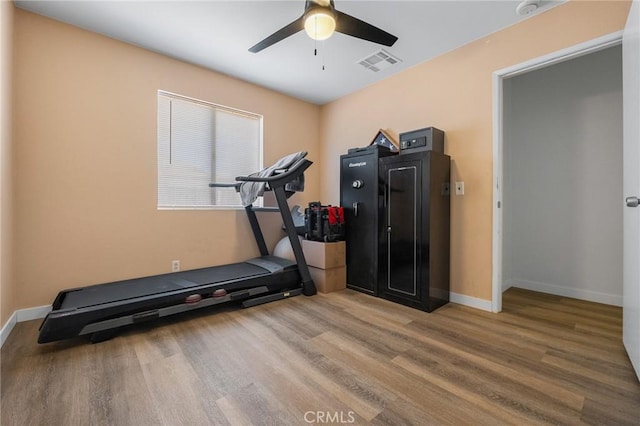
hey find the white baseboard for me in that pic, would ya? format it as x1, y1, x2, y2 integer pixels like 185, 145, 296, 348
450, 292, 493, 312
505, 279, 623, 307
0, 304, 51, 349
0, 311, 17, 348
16, 304, 52, 322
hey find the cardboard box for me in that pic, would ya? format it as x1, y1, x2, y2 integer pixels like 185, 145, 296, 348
301, 240, 346, 269
309, 266, 346, 293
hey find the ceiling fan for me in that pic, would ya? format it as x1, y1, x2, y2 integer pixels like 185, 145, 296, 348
249, 0, 398, 53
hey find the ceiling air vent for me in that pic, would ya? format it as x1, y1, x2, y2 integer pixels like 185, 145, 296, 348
358, 49, 402, 72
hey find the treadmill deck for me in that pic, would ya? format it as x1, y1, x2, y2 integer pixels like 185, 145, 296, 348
58, 256, 295, 310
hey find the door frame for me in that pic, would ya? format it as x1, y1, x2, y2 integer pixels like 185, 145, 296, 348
491, 31, 623, 313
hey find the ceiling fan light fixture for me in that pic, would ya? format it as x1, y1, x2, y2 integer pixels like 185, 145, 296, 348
304, 10, 336, 41
248, 0, 398, 53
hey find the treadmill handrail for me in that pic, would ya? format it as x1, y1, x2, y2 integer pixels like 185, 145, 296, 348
235, 158, 312, 186
208, 159, 311, 190
208, 182, 240, 188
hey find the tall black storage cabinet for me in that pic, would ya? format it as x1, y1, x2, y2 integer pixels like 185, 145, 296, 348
340, 146, 395, 294
379, 150, 451, 312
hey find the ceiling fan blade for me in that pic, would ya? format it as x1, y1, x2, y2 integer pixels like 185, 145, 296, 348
334, 10, 398, 47
249, 17, 305, 53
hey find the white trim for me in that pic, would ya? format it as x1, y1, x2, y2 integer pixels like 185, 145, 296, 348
494, 31, 623, 79
450, 292, 493, 312
0, 311, 17, 348
16, 304, 51, 322
0, 305, 51, 348
492, 69, 504, 314
491, 31, 623, 314
506, 279, 623, 307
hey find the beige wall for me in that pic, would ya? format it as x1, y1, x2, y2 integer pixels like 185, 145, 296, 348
5, 1, 633, 317
1, 0, 15, 325
12, 10, 321, 309
319, 0, 631, 302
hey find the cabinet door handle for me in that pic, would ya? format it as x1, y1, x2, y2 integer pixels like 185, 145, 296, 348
353, 202, 359, 217
383, 181, 388, 208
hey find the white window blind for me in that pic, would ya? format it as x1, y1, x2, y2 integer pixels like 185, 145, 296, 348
157, 91, 262, 209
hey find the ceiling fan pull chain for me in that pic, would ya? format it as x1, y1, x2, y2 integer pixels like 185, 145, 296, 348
314, 18, 318, 56
322, 40, 326, 71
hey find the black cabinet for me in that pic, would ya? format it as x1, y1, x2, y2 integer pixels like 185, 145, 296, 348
379, 151, 450, 311
340, 146, 395, 295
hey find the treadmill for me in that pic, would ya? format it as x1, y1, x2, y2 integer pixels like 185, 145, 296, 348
38, 153, 316, 343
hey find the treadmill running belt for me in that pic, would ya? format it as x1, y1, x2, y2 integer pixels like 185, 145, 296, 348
59, 262, 269, 310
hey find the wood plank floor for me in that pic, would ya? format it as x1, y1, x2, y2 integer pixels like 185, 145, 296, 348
2, 287, 639, 425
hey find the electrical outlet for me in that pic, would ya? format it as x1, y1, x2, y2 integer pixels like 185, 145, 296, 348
455, 182, 465, 195
171, 260, 180, 272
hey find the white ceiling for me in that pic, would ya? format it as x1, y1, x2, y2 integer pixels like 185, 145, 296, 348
14, 0, 563, 105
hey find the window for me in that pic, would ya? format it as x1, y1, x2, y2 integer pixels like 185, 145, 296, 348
157, 91, 263, 209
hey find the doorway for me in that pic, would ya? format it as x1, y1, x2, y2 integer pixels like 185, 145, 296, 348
492, 32, 623, 313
